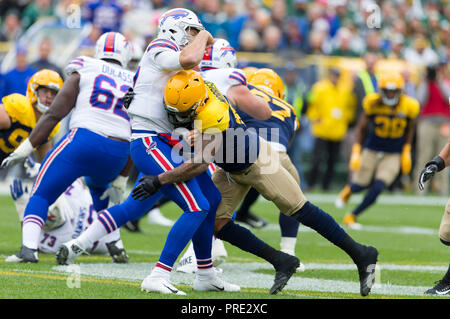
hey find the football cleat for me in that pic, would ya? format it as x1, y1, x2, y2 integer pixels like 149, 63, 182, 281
56, 239, 86, 265
193, 273, 240, 292
147, 207, 174, 226
356, 246, 379, 297
106, 239, 129, 263
335, 185, 352, 209
270, 253, 300, 295
235, 211, 268, 229
176, 241, 196, 274
123, 220, 142, 233
343, 213, 362, 230
141, 276, 186, 295
425, 280, 450, 295
5, 245, 38, 263
212, 238, 227, 267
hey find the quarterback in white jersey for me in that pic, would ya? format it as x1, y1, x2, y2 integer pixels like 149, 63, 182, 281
3, 32, 133, 263
6, 178, 125, 259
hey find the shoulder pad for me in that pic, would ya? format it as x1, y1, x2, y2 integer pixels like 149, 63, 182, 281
2, 94, 34, 127
146, 38, 179, 54
228, 69, 247, 86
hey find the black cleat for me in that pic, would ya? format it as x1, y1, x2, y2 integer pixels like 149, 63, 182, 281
235, 211, 268, 229
425, 280, 450, 295
270, 253, 300, 295
5, 245, 38, 263
356, 246, 378, 297
106, 240, 129, 263
122, 220, 142, 233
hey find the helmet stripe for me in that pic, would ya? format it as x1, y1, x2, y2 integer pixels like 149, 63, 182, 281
104, 33, 116, 52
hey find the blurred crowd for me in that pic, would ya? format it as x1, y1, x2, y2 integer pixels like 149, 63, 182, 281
0, 0, 448, 62
0, 0, 449, 194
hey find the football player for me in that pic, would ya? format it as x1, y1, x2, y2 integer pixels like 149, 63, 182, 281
418, 100, 450, 296
199, 39, 271, 228
55, 8, 239, 296
2, 32, 134, 263
0, 69, 62, 165
335, 73, 420, 229
132, 70, 379, 296
198, 40, 304, 270
6, 177, 127, 262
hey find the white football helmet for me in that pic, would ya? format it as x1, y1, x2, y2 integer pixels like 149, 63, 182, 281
95, 32, 132, 67
199, 38, 237, 70
157, 8, 204, 47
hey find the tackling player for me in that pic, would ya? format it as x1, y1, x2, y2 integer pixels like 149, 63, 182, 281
418, 98, 450, 296
55, 8, 239, 296
0, 69, 62, 165
335, 73, 419, 229
2, 32, 134, 263
198, 40, 304, 270
132, 70, 380, 297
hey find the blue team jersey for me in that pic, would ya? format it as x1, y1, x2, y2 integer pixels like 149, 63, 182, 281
362, 93, 420, 153
236, 84, 298, 151
195, 81, 260, 172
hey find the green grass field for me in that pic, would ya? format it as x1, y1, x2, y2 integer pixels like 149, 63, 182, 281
0, 191, 449, 300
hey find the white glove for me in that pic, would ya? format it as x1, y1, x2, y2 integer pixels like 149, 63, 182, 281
100, 175, 128, 206
1, 138, 34, 168
9, 178, 30, 221
24, 156, 41, 179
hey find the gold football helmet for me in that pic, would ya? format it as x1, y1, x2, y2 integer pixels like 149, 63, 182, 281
164, 70, 207, 127
26, 69, 63, 113
248, 68, 284, 99
378, 72, 404, 107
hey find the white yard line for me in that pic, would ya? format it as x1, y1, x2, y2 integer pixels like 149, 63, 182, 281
51, 262, 450, 297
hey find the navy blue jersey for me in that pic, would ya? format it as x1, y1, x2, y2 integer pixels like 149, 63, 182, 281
236, 84, 298, 151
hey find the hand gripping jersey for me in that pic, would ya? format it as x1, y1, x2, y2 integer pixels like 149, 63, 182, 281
236, 84, 299, 152
0, 94, 60, 161
65, 56, 134, 141
127, 38, 183, 137
362, 93, 420, 153
194, 81, 259, 172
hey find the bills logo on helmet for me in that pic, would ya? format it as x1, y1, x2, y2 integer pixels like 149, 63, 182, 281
159, 9, 192, 25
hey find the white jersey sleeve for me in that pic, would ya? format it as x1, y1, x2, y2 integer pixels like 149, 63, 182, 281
126, 38, 184, 137
200, 68, 247, 97
67, 56, 134, 141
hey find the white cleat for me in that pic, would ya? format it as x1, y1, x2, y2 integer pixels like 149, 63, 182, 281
347, 222, 363, 230
193, 273, 240, 292
147, 207, 174, 226
141, 276, 186, 295
176, 241, 197, 274
212, 238, 227, 267
56, 239, 86, 265
335, 196, 346, 209
5, 245, 38, 263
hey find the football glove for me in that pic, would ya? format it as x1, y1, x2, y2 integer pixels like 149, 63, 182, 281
131, 175, 162, 201
401, 144, 412, 175
100, 175, 128, 206
349, 144, 362, 172
123, 88, 134, 109
1, 138, 34, 168
418, 155, 446, 191
9, 178, 29, 221
24, 156, 41, 179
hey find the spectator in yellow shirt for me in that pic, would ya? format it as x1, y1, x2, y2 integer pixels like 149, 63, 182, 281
306, 67, 354, 190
